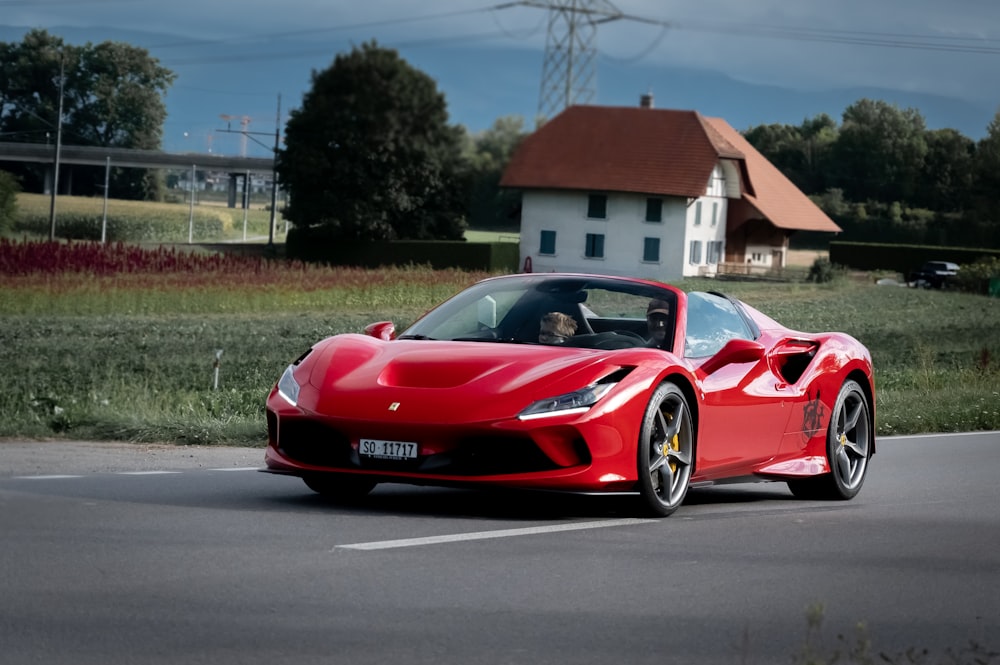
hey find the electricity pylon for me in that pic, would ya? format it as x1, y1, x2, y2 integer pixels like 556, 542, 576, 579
532, 0, 623, 121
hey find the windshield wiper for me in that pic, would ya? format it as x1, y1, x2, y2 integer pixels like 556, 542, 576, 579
396, 334, 436, 340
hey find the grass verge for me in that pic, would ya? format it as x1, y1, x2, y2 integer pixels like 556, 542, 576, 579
1, 244, 998, 445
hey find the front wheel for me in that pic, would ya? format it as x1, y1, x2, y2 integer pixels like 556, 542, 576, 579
788, 379, 872, 500
635, 382, 694, 517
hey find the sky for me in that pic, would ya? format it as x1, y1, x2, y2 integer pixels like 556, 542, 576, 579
3, 0, 999, 156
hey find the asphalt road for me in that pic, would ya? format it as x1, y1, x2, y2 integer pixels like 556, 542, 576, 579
1, 432, 998, 665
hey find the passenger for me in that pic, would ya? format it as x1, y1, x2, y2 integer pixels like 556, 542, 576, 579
646, 299, 672, 349
538, 312, 577, 344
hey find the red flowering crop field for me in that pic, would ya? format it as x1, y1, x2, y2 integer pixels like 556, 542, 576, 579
1, 238, 490, 316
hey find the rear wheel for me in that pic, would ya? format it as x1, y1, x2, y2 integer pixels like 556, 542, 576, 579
635, 382, 694, 517
788, 379, 872, 500
303, 474, 377, 501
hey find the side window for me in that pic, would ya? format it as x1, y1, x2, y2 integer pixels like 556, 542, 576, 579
645, 198, 662, 222
707, 241, 723, 264
688, 240, 703, 265
539, 230, 556, 255
643, 237, 660, 262
684, 292, 754, 358
585, 233, 605, 259
587, 194, 607, 219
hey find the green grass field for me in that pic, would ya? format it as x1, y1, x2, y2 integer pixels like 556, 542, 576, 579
1, 239, 998, 446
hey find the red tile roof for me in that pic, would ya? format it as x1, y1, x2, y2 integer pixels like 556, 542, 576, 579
704, 117, 841, 233
500, 105, 840, 233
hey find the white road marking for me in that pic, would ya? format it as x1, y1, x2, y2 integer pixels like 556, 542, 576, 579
336, 518, 659, 551
7, 468, 260, 480
207, 467, 261, 472
14, 475, 82, 480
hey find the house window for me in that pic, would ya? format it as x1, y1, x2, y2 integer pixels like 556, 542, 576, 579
694, 200, 702, 226
587, 194, 607, 219
645, 198, 662, 222
643, 237, 660, 262
539, 230, 556, 255
711, 202, 719, 227
689, 240, 703, 265
707, 241, 723, 264
585, 233, 605, 259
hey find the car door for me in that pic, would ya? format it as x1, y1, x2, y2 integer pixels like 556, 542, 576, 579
683, 292, 790, 478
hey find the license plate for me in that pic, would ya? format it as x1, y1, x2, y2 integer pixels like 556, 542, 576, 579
360, 439, 418, 460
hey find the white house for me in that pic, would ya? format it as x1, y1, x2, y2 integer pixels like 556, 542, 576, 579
500, 103, 840, 279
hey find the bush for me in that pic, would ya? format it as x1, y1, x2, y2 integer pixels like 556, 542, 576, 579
0, 170, 21, 234
807, 257, 843, 283
954, 256, 1000, 295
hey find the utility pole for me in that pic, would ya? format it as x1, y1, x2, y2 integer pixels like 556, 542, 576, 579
216, 94, 282, 249
268, 94, 280, 248
533, 0, 623, 121
48, 56, 65, 241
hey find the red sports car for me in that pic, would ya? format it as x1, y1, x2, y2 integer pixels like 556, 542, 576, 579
264, 273, 874, 516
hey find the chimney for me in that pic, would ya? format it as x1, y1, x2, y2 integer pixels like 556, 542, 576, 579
640, 92, 654, 109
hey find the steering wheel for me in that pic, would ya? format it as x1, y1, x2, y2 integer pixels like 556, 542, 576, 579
613, 330, 648, 343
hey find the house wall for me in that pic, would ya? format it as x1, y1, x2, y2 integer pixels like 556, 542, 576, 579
519, 185, 728, 280
724, 216, 789, 268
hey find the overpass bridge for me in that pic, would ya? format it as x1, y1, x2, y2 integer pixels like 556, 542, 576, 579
0, 141, 273, 171
0, 141, 275, 206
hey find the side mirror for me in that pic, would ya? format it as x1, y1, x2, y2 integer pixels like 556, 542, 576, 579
364, 321, 396, 341
699, 338, 765, 376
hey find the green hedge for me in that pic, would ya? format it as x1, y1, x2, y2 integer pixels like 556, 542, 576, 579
829, 241, 1000, 273
286, 229, 518, 272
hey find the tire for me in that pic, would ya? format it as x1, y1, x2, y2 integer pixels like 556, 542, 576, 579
303, 474, 377, 501
635, 382, 694, 517
788, 379, 872, 501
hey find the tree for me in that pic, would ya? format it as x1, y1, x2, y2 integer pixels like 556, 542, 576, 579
965, 109, 1000, 243
277, 41, 467, 242
972, 110, 1000, 208
0, 29, 175, 200
914, 128, 974, 212
743, 114, 837, 195
743, 122, 808, 188
831, 99, 928, 204
463, 115, 530, 228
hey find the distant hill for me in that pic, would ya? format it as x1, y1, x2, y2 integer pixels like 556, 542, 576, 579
2, 24, 994, 159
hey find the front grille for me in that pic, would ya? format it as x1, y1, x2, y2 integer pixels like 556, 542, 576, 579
277, 419, 353, 467
275, 417, 580, 476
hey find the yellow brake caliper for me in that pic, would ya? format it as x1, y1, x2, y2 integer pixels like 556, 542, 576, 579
662, 412, 678, 473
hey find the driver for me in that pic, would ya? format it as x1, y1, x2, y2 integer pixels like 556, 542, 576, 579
646, 299, 672, 349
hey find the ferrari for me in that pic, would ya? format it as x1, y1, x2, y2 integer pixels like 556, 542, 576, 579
263, 273, 874, 516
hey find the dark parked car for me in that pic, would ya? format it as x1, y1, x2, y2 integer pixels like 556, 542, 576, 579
908, 261, 959, 289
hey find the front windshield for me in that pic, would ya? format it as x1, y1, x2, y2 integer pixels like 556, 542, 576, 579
400, 275, 678, 351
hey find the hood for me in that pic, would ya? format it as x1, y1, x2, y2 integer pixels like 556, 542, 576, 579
301, 334, 625, 423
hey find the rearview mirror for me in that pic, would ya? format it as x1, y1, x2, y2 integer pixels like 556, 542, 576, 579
364, 321, 396, 341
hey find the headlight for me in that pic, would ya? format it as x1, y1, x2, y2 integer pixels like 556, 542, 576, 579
518, 383, 615, 421
277, 365, 301, 406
